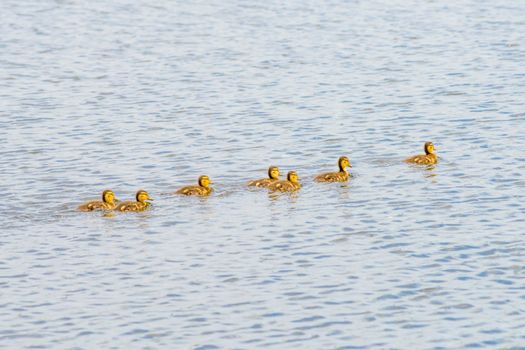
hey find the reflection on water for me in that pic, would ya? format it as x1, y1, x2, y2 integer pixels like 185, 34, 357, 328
267, 190, 300, 202
2, 0, 525, 349
423, 165, 438, 179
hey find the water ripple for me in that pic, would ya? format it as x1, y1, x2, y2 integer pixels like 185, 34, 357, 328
1, 0, 525, 349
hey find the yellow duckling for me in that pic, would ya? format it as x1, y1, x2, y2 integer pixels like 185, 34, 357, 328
406, 142, 438, 165
248, 166, 280, 187
268, 171, 301, 192
176, 175, 213, 196
314, 156, 351, 182
78, 190, 118, 211
115, 190, 153, 212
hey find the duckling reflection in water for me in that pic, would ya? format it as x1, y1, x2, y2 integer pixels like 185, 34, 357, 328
248, 166, 280, 188
78, 190, 118, 211
176, 175, 213, 196
115, 190, 153, 212
268, 171, 301, 192
314, 156, 351, 182
406, 142, 438, 165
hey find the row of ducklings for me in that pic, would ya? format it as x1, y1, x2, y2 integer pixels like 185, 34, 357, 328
79, 142, 437, 212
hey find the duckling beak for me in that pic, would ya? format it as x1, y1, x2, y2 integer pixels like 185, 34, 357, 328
115, 198, 120, 203
147, 198, 154, 202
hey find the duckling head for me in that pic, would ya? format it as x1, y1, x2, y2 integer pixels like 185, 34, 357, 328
102, 190, 117, 204
136, 190, 152, 203
424, 142, 435, 155
338, 156, 351, 171
198, 175, 212, 188
268, 166, 280, 180
287, 171, 299, 184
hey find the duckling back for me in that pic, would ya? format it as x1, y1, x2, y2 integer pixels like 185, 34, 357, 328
115, 201, 149, 212
115, 190, 152, 212
268, 171, 301, 192
78, 190, 117, 211
314, 171, 349, 183
405, 153, 437, 165
268, 180, 301, 192
314, 156, 351, 182
78, 201, 114, 211
176, 176, 213, 196
248, 166, 280, 188
247, 178, 277, 188
406, 142, 438, 165
176, 186, 212, 196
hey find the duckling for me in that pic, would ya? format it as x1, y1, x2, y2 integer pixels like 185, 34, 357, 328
248, 166, 280, 187
314, 156, 351, 182
115, 190, 152, 212
78, 190, 118, 211
268, 171, 301, 192
176, 175, 213, 196
406, 142, 438, 165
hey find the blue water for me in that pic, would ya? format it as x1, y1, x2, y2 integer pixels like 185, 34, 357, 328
1, 0, 525, 348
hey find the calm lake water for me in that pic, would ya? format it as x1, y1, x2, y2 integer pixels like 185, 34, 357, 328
2, 0, 525, 349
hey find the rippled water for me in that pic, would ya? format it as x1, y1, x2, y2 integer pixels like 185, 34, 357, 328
2, 0, 525, 348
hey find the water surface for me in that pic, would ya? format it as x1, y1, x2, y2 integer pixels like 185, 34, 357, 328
1, 0, 525, 348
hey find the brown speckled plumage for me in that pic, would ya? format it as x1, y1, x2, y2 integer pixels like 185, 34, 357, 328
314, 156, 351, 182
268, 171, 301, 192
176, 175, 213, 196
115, 190, 152, 212
248, 166, 280, 188
406, 142, 438, 165
78, 190, 118, 211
